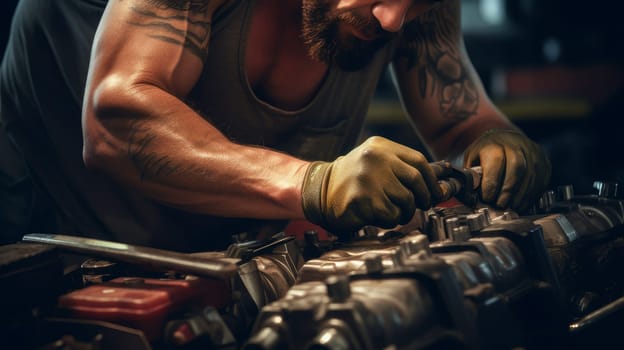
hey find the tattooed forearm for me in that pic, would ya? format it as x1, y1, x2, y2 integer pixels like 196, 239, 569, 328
400, 2, 456, 68
128, 3, 211, 61
398, 0, 478, 120
433, 51, 478, 119
128, 121, 210, 181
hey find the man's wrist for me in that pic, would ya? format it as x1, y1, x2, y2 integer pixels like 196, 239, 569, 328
301, 161, 331, 227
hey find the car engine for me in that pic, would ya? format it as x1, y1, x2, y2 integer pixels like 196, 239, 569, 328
2, 167, 624, 350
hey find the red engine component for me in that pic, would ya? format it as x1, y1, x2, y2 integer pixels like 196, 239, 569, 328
57, 276, 230, 341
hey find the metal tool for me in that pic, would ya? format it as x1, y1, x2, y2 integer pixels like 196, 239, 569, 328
569, 295, 624, 333
430, 161, 482, 204
22, 233, 239, 280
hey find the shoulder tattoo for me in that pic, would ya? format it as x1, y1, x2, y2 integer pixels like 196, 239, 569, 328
126, 0, 213, 61
146, 0, 211, 11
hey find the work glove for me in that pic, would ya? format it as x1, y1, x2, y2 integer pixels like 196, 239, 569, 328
463, 129, 551, 213
301, 136, 443, 235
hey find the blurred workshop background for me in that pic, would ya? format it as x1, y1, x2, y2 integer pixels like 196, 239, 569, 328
1, 0, 623, 195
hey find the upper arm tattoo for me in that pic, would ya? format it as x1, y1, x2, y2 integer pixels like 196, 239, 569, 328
146, 0, 211, 11
126, 0, 213, 61
398, 0, 479, 120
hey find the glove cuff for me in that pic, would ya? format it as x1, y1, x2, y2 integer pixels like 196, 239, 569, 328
301, 161, 332, 228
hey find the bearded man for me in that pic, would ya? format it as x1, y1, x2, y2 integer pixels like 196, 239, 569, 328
0, 0, 550, 251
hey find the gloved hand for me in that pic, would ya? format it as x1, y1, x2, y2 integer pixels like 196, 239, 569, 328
301, 136, 443, 235
463, 129, 551, 212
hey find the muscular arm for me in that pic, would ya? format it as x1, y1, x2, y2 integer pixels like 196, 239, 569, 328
83, 0, 309, 219
391, 0, 517, 160
391, 0, 551, 211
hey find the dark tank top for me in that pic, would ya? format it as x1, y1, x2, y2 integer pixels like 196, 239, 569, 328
0, 0, 395, 251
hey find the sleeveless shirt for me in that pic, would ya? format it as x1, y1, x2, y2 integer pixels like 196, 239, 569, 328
0, 0, 396, 251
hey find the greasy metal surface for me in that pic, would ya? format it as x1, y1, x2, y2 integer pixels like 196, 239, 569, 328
22, 233, 239, 280
248, 278, 436, 350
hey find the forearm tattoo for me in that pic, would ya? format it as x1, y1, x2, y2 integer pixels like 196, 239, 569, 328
127, 0, 212, 61
128, 121, 209, 181
398, 1, 479, 120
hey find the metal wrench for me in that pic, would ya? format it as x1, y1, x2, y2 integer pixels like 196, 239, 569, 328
430, 161, 483, 205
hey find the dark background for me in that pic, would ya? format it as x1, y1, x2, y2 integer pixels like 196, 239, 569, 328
1, 2, 17, 59
2, 0, 623, 196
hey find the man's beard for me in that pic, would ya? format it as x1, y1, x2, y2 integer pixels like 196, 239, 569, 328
302, 0, 393, 72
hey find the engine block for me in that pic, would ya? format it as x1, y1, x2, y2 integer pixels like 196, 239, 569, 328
3, 180, 624, 350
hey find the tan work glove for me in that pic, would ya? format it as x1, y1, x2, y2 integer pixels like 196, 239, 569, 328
464, 129, 551, 213
301, 136, 443, 235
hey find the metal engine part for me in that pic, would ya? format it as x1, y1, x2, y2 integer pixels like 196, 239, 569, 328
246, 181, 624, 350
8, 232, 304, 349
5, 172, 624, 350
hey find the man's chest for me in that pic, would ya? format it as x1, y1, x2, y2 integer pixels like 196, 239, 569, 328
242, 4, 329, 111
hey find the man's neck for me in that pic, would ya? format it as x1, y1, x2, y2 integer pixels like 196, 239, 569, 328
245, 0, 329, 111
